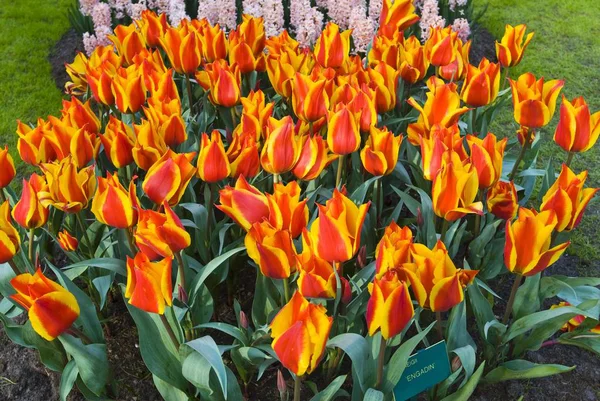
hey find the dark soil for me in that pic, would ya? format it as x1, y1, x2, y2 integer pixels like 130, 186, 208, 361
48, 29, 84, 91
470, 23, 497, 65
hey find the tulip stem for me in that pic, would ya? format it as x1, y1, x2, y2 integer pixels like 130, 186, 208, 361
508, 129, 533, 181
185, 74, 194, 112
376, 335, 387, 389
283, 277, 291, 304
565, 151, 574, 168
336, 155, 345, 189
160, 313, 181, 350
436, 311, 444, 340
67, 326, 92, 345
206, 183, 216, 257
309, 121, 314, 137
293, 375, 302, 401
440, 219, 449, 243
175, 251, 187, 294
124, 228, 137, 255
76, 213, 94, 259
8, 259, 21, 276
502, 274, 523, 324
474, 191, 483, 236
28, 229, 35, 265
0, 189, 6, 203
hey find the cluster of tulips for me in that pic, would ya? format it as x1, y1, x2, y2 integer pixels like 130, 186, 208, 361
1, 1, 599, 400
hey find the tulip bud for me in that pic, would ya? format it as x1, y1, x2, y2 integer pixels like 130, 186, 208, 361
239, 310, 249, 329
357, 245, 367, 269
341, 277, 352, 304
57, 230, 78, 252
416, 207, 424, 227
496, 24, 534, 68
451, 356, 462, 372
509, 73, 564, 128
277, 370, 287, 400
177, 284, 188, 304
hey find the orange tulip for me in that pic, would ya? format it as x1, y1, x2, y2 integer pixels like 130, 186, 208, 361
361, 126, 402, 176
461, 58, 501, 107
142, 149, 197, 206
378, 0, 420, 38
309, 188, 370, 262
160, 21, 202, 74
368, 32, 402, 69
407, 77, 470, 144
38, 156, 96, 213
61, 97, 100, 134
291, 73, 330, 123
266, 55, 296, 98
241, 90, 274, 139
91, 173, 137, 229
496, 24, 534, 68
347, 88, 377, 133
270, 291, 333, 376
367, 269, 414, 339
401, 241, 478, 312
509, 73, 564, 128
132, 119, 168, 170
134, 202, 191, 260
69, 128, 98, 168
144, 97, 187, 147
0, 201, 20, 263
425, 27, 458, 68
229, 15, 266, 73
551, 302, 600, 334
245, 220, 296, 279
227, 129, 261, 179
199, 21, 228, 62
125, 252, 173, 314
196, 60, 241, 108
234, 15, 266, 55
438, 39, 471, 82
100, 116, 136, 168
375, 222, 413, 277
431, 162, 483, 221
10, 269, 80, 340
16, 119, 56, 165
197, 131, 231, 183
487, 181, 518, 220
553, 96, 600, 153
85, 45, 121, 106
313, 23, 352, 69
12, 174, 49, 229
139, 10, 168, 48
217, 175, 271, 230
504, 208, 570, 276
65, 52, 88, 95
0, 146, 16, 189
367, 62, 400, 113
398, 35, 430, 84
112, 65, 147, 114
293, 135, 338, 181
326, 104, 361, 156
466, 133, 507, 189
516, 125, 534, 147
540, 164, 599, 232
297, 231, 339, 299
419, 124, 467, 181
261, 116, 303, 174
109, 23, 146, 66
57, 230, 78, 252
267, 181, 308, 239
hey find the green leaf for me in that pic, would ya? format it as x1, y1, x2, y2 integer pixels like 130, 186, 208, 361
467, 221, 501, 269
60, 359, 79, 401
152, 374, 189, 401
440, 362, 485, 401
59, 334, 109, 396
512, 273, 541, 320
186, 336, 228, 398
483, 360, 574, 384
92, 274, 113, 310
363, 388, 384, 401
309, 375, 347, 401
182, 351, 213, 393
64, 258, 126, 277
251, 270, 280, 327
408, 185, 437, 248
382, 321, 435, 393
350, 176, 379, 204
195, 322, 248, 345
559, 332, 600, 356
327, 333, 369, 391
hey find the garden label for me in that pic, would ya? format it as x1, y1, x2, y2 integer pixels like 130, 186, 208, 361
393, 341, 451, 401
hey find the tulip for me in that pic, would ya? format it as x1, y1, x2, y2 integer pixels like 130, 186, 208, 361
550, 302, 600, 334
227, 130, 261, 179
112, 65, 147, 114
135, 202, 191, 260
378, 0, 420, 38
431, 162, 483, 221
297, 233, 337, 299
509, 73, 564, 128
109, 23, 145, 66
419, 124, 467, 181
144, 97, 187, 147
487, 181, 518, 220
241, 90, 274, 139
496, 24, 534, 68
146, 68, 179, 104
504, 208, 570, 276
540, 164, 599, 232
326, 104, 361, 156
366, 269, 414, 339
100, 116, 136, 168
460, 58, 501, 107
85, 45, 121, 106
270, 291, 333, 376
0, 146, 16, 189
229, 15, 266, 73
466, 133, 507, 189
267, 181, 308, 239
407, 77, 470, 144
91, 173, 137, 229
196, 60, 241, 108
401, 241, 478, 312
425, 27, 458, 68
142, 149, 197, 206
347, 88, 377, 132
438, 39, 471, 82
139, 10, 168, 48
375, 222, 413, 277
0, 201, 20, 263
132, 119, 168, 170
65, 52, 88, 95
292, 135, 337, 181
70, 128, 98, 169
361, 126, 403, 176
261, 116, 303, 175
313, 23, 352, 69
398, 36, 430, 84
245, 221, 296, 279
266, 55, 296, 98
553, 96, 600, 153
38, 156, 96, 213
309, 188, 370, 262
57, 230, 78, 252
291, 73, 330, 123
197, 131, 231, 183
199, 21, 228, 62
10, 269, 80, 340
367, 62, 400, 113
12, 174, 49, 229
160, 21, 202, 74
61, 97, 100, 133
16, 119, 56, 165
368, 32, 402, 69
217, 175, 271, 230
125, 252, 173, 314
516, 125, 533, 147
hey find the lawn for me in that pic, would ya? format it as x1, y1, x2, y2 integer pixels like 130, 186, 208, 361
0, 0, 72, 178
475, 0, 600, 272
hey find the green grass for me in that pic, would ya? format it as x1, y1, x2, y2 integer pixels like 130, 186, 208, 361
475, 0, 600, 270
0, 0, 72, 178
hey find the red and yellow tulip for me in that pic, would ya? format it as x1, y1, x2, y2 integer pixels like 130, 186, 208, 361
466, 133, 507, 189
57, 230, 78, 252
0, 146, 16, 189
196, 60, 242, 108
144, 97, 187, 147
509, 72, 564, 128
553, 96, 600, 153
375, 222, 413, 277
227, 129, 261, 179
313, 23, 352, 69
197, 131, 231, 183
199, 21, 229, 62
432, 162, 483, 221
38, 156, 96, 213
267, 181, 309, 239
109, 23, 145, 66
229, 15, 266, 73
292, 135, 338, 181
91, 173, 138, 229
12, 174, 49, 229
135, 202, 191, 260
0, 201, 20, 263
360, 126, 403, 176
125, 252, 173, 314
487, 181, 519, 220
60, 97, 100, 133
327, 104, 361, 156
398, 36, 430, 84
160, 21, 202, 74
297, 232, 338, 299
112, 65, 147, 114
460, 58, 501, 107
261, 116, 303, 174
217, 175, 271, 230
142, 150, 197, 206
138, 10, 168, 48
551, 302, 600, 334
291, 73, 330, 123
419, 124, 467, 181
496, 24, 534, 68
132, 119, 168, 170
378, 0, 420, 38
245, 220, 297, 279
100, 116, 136, 168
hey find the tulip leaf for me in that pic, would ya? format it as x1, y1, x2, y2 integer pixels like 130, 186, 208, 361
59, 334, 109, 396
195, 322, 249, 345
327, 333, 370, 391
309, 374, 348, 401
512, 273, 541, 321
153, 374, 189, 401
467, 220, 501, 269
407, 185, 437, 248
251, 271, 280, 327
92, 274, 114, 310
64, 258, 126, 277
558, 332, 600, 356
382, 321, 435, 393
512, 311, 580, 357
188, 247, 245, 306
440, 361, 485, 401
350, 176, 379, 204
60, 359, 79, 401
363, 388, 384, 401
483, 360, 574, 384
186, 336, 228, 399
179, 202, 209, 263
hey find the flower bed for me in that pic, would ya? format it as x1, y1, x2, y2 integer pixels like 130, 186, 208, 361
1, 1, 599, 400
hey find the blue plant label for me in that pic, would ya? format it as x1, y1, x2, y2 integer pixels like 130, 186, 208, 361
393, 340, 451, 401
